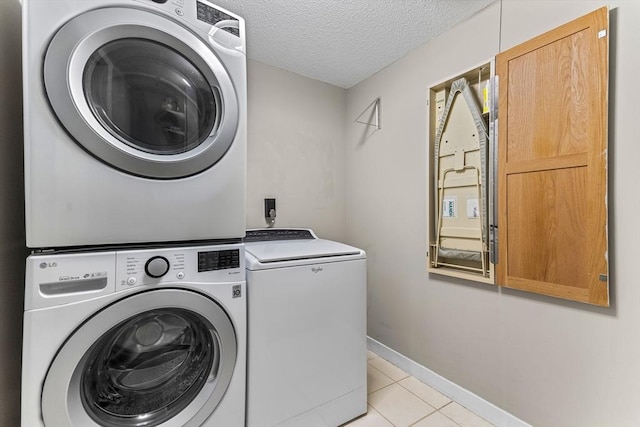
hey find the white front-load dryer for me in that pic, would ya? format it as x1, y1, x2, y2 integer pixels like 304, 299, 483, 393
23, 0, 247, 249
21, 243, 246, 426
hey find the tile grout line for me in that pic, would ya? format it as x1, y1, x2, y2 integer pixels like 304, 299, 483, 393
368, 340, 514, 427
368, 354, 492, 427
369, 381, 396, 397
369, 362, 446, 427
371, 353, 497, 427
367, 363, 407, 427
366, 363, 396, 395
395, 376, 448, 411
374, 405, 396, 427
368, 357, 411, 382
393, 377, 441, 427
367, 361, 394, 380
365, 362, 398, 426
406, 408, 438, 427
438, 408, 464, 427
371, 358, 451, 412
440, 401, 454, 410
405, 401, 463, 427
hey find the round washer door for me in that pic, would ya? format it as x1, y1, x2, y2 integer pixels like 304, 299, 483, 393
41, 289, 237, 427
44, 7, 239, 179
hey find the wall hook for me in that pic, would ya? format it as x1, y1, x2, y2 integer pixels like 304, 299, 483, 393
354, 97, 381, 131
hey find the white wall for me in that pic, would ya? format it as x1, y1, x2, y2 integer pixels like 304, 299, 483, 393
0, 0, 26, 425
246, 60, 347, 241
345, 1, 640, 426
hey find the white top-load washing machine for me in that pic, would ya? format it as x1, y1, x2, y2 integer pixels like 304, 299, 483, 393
22, 243, 246, 427
245, 229, 367, 427
23, 0, 246, 248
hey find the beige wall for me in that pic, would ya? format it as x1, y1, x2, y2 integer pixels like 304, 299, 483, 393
0, 0, 26, 425
246, 60, 347, 241
345, 1, 640, 426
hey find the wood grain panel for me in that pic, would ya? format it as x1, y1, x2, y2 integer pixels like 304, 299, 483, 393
496, 7, 609, 306
507, 29, 592, 163
507, 168, 587, 288
505, 277, 589, 302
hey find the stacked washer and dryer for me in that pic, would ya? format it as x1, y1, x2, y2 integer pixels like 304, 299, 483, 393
21, 0, 248, 426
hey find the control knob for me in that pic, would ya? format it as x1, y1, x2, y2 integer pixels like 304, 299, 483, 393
145, 256, 170, 278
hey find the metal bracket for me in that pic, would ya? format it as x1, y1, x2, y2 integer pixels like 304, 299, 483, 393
355, 97, 381, 131
489, 74, 499, 264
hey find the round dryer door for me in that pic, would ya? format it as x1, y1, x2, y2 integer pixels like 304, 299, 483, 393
44, 7, 240, 179
41, 289, 237, 427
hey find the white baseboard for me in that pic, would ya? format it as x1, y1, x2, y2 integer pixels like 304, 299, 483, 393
367, 337, 531, 427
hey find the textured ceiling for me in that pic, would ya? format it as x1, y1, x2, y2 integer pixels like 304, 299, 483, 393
212, 0, 495, 88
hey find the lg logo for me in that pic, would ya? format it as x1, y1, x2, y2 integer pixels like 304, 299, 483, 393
311, 267, 323, 274
39, 262, 58, 269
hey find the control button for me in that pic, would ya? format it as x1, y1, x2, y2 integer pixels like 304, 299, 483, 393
176, 272, 185, 279
175, 8, 184, 16
127, 277, 137, 286
145, 256, 170, 278
150, 0, 168, 3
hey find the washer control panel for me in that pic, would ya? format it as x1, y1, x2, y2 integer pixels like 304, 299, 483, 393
26, 244, 245, 310
116, 244, 244, 290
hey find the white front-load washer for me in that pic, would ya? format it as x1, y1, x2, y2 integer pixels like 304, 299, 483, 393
21, 243, 246, 426
23, 0, 247, 249
244, 229, 367, 427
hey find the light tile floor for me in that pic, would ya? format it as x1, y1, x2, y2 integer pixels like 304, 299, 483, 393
343, 351, 496, 427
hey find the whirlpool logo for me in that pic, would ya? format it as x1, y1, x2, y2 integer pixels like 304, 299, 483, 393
311, 267, 323, 274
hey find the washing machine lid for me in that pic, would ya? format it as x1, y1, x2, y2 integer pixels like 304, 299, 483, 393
245, 239, 364, 267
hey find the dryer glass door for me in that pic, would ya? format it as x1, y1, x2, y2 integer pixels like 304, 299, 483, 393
84, 39, 219, 156
44, 7, 241, 179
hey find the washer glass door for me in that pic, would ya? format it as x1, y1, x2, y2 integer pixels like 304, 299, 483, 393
42, 289, 238, 427
81, 308, 217, 426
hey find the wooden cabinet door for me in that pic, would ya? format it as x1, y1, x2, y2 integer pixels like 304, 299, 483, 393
495, 7, 609, 306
